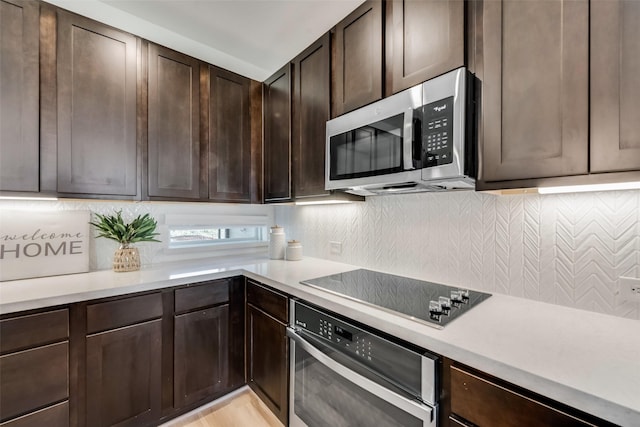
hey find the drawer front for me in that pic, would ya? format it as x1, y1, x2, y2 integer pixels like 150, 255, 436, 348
0, 342, 69, 422
175, 280, 229, 313
0, 401, 68, 427
450, 365, 596, 427
87, 292, 163, 334
0, 309, 69, 354
246, 280, 288, 324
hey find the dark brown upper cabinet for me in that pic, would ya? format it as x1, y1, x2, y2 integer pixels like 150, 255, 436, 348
331, 0, 383, 118
590, 0, 640, 173
147, 43, 202, 199
292, 33, 331, 199
384, 0, 464, 96
207, 67, 252, 202
0, 0, 40, 193
263, 64, 292, 202
49, 9, 138, 197
478, 0, 589, 183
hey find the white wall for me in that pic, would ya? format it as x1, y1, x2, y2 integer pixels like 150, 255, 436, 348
275, 190, 640, 320
0, 200, 273, 271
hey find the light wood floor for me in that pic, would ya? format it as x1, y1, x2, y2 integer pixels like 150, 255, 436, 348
161, 388, 284, 427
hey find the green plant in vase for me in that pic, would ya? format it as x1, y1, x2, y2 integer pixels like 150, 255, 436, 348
90, 210, 160, 272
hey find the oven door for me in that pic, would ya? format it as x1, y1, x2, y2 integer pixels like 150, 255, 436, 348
288, 328, 437, 427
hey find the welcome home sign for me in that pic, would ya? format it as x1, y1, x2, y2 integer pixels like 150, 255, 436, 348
0, 210, 90, 281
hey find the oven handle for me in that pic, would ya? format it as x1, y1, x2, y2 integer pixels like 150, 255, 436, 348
287, 328, 436, 427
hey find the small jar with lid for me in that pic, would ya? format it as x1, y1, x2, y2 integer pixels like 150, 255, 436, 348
285, 240, 303, 261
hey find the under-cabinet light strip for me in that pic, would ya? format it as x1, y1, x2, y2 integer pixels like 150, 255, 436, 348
538, 181, 640, 194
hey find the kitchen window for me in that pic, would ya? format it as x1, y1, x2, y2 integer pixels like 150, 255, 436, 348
164, 214, 269, 253
169, 225, 265, 248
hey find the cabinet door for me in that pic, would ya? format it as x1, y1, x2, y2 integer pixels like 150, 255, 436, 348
86, 319, 162, 427
263, 64, 292, 202
479, 0, 588, 182
332, 0, 382, 117
591, 0, 640, 173
174, 305, 229, 407
450, 365, 600, 427
0, 0, 39, 192
208, 67, 251, 202
148, 44, 202, 199
385, 0, 464, 96
56, 10, 138, 196
0, 342, 68, 423
292, 34, 331, 199
246, 304, 288, 424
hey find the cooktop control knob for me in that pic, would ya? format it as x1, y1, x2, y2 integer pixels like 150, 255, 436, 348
429, 300, 443, 315
459, 289, 470, 301
450, 290, 463, 303
438, 296, 451, 310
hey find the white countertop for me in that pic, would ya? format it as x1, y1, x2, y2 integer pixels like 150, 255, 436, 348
1, 257, 638, 426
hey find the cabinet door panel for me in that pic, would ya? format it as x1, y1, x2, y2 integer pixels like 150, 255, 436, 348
209, 67, 251, 202
86, 319, 161, 427
148, 44, 201, 199
293, 34, 331, 198
480, 0, 588, 182
332, 0, 382, 117
385, 0, 464, 95
264, 64, 292, 202
0, 309, 68, 354
0, 342, 68, 422
591, 0, 640, 172
0, 401, 68, 427
450, 365, 595, 427
56, 11, 137, 195
0, 0, 39, 192
246, 304, 288, 424
174, 305, 229, 407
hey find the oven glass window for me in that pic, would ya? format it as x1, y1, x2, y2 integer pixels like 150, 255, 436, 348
329, 113, 404, 180
293, 346, 424, 427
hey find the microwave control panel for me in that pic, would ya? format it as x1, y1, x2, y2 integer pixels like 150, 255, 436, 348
422, 96, 454, 167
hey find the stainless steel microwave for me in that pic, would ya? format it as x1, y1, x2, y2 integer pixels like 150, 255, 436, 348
325, 67, 476, 196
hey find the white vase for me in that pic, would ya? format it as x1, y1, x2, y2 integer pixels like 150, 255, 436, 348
268, 226, 286, 259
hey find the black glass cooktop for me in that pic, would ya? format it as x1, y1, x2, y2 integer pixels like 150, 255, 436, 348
301, 269, 491, 328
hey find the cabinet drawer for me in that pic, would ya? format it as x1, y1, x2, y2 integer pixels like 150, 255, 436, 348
246, 280, 288, 324
0, 342, 68, 422
0, 309, 68, 354
0, 401, 68, 427
87, 293, 162, 334
175, 280, 229, 313
450, 365, 596, 427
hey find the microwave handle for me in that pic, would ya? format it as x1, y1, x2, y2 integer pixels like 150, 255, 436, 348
403, 108, 415, 170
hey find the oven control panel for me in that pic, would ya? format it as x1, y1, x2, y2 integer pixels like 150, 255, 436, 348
292, 301, 437, 404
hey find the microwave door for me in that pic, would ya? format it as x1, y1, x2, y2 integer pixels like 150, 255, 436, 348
329, 113, 405, 182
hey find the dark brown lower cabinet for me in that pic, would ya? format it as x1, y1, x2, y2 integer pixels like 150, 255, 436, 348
246, 280, 289, 425
0, 402, 69, 427
174, 305, 229, 407
0, 309, 69, 426
0, 342, 69, 423
85, 319, 162, 427
448, 362, 617, 427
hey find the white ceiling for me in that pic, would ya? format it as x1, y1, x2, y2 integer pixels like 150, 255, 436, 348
46, 0, 365, 81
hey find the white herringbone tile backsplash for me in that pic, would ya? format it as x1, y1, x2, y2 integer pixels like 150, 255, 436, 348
275, 191, 640, 320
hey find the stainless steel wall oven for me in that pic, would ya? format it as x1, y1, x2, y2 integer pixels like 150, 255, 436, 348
288, 300, 438, 427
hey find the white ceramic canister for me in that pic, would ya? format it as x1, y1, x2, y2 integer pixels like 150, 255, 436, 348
268, 226, 286, 259
285, 240, 303, 261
